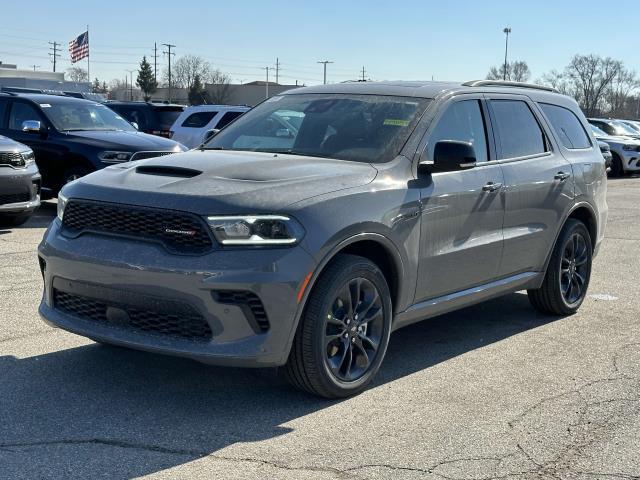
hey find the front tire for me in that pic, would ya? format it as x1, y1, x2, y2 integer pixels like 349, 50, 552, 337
285, 254, 393, 398
0, 213, 31, 227
528, 219, 592, 315
610, 152, 624, 177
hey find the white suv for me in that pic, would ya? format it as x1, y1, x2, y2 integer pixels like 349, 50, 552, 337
170, 105, 249, 148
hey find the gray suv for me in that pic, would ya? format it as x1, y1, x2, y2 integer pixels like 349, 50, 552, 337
0, 135, 41, 225
38, 80, 607, 398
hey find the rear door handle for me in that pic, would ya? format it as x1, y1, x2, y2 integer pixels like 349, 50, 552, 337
554, 172, 571, 181
482, 182, 503, 192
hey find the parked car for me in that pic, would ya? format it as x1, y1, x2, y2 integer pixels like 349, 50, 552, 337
0, 93, 186, 195
0, 135, 40, 226
590, 124, 640, 176
40, 80, 607, 398
170, 105, 249, 148
587, 118, 640, 140
597, 140, 613, 171
106, 101, 184, 138
618, 119, 640, 134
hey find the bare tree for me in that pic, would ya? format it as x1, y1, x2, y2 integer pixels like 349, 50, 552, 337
486, 60, 530, 83
605, 67, 639, 117
164, 55, 211, 90
207, 69, 233, 104
565, 54, 622, 117
538, 69, 572, 95
66, 67, 88, 82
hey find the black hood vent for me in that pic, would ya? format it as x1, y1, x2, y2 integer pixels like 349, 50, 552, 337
136, 165, 202, 178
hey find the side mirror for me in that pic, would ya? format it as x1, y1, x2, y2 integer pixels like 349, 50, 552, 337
203, 129, 220, 143
130, 122, 139, 130
275, 128, 292, 138
22, 120, 43, 133
422, 140, 477, 173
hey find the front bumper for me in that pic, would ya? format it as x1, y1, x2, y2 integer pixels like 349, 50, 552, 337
0, 164, 41, 213
38, 220, 316, 367
621, 150, 640, 172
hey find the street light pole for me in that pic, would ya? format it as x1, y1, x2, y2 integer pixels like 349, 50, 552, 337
503, 27, 511, 81
126, 70, 135, 101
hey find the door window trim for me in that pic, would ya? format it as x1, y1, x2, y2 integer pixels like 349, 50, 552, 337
537, 102, 594, 151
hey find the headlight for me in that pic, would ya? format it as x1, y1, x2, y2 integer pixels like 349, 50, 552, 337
206, 215, 305, 246
57, 192, 68, 221
20, 150, 36, 167
622, 144, 640, 152
98, 151, 133, 163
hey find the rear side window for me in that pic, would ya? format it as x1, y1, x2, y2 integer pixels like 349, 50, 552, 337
490, 100, 547, 159
8, 102, 42, 130
428, 100, 488, 162
540, 103, 591, 149
182, 111, 217, 128
155, 107, 183, 130
215, 111, 244, 130
115, 107, 148, 130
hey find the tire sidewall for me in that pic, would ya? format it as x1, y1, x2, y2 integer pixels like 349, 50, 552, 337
553, 220, 593, 312
308, 258, 393, 396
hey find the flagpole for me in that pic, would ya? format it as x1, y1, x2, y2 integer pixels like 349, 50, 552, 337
86, 25, 90, 85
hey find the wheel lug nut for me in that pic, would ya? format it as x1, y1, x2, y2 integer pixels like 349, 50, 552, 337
351, 337, 356, 343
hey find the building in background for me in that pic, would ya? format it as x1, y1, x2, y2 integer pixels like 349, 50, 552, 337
0, 63, 90, 92
148, 82, 301, 106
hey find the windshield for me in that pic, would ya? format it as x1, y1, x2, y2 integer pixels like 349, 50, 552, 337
44, 102, 137, 132
622, 121, 640, 133
590, 124, 608, 136
612, 120, 638, 136
204, 94, 430, 163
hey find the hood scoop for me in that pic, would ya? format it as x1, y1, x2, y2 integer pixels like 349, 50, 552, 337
136, 165, 202, 178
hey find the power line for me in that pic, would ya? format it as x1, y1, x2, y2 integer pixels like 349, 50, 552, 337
48, 41, 60, 72
153, 42, 158, 84
317, 60, 333, 84
162, 43, 176, 102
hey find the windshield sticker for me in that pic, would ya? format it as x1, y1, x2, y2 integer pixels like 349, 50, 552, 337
40, 104, 51, 108
383, 119, 409, 127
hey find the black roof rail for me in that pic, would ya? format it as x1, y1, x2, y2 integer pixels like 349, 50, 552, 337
463, 80, 559, 93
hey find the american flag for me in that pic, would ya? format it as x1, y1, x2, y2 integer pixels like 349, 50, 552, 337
69, 31, 89, 63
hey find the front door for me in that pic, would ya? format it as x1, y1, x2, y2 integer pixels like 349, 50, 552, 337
415, 97, 505, 303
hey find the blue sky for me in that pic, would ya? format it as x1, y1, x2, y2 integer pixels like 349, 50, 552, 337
1, 0, 639, 86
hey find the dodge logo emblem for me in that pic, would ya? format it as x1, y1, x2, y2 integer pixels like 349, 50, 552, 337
164, 228, 197, 236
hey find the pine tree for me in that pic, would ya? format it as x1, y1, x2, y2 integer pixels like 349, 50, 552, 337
136, 56, 157, 101
188, 74, 206, 105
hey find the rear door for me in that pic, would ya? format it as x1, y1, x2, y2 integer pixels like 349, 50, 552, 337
415, 96, 505, 302
486, 95, 575, 275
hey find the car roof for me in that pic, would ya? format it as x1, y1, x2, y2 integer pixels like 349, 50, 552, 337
280, 80, 569, 103
181, 104, 250, 112
107, 101, 184, 108
1, 93, 103, 106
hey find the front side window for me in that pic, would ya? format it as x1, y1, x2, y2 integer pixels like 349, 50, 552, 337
540, 103, 591, 149
491, 100, 547, 159
44, 102, 136, 132
9, 102, 43, 130
427, 100, 488, 162
117, 107, 148, 130
205, 94, 430, 163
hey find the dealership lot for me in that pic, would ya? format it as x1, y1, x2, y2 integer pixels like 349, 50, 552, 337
0, 178, 638, 479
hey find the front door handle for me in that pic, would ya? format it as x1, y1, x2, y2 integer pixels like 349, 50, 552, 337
554, 172, 571, 181
482, 182, 503, 192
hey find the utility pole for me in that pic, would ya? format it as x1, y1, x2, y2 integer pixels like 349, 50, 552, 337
162, 43, 176, 102
317, 60, 333, 85
126, 70, 135, 100
48, 41, 60, 72
275, 58, 280, 85
153, 42, 158, 84
31, 65, 40, 71
360, 66, 366, 82
503, 27, 511, 81
263, 66, 270, 98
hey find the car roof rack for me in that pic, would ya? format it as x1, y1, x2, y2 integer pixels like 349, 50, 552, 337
463, 80, 559, 93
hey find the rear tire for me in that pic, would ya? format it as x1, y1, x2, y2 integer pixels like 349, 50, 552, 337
61, 166, 91, 189
285, 254, 393, 398
528, 219, 592, 315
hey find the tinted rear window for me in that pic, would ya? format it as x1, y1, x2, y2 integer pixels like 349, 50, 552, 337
215, 111, 244, 130
540, 103, 591, 149
155, 107, 183, 130
491, 100, 547, 159
181, 111, 217, 128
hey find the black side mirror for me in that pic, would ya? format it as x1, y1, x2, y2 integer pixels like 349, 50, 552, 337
423, 140, 477, 173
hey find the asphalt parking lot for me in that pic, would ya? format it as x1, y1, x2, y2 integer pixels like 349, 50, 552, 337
1, 178, 639, 480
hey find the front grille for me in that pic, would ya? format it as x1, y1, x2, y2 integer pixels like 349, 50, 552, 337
214, 291, 270, 333
130, 151, 174, 162
0, 152, 25, 167
53, 289, 213, 341
61, 200, 214, 254
0, 192, 31, 205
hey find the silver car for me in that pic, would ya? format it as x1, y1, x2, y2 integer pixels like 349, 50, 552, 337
39, 80, 607, 398
0, 135, 41, 225
590, 124, 640, 176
